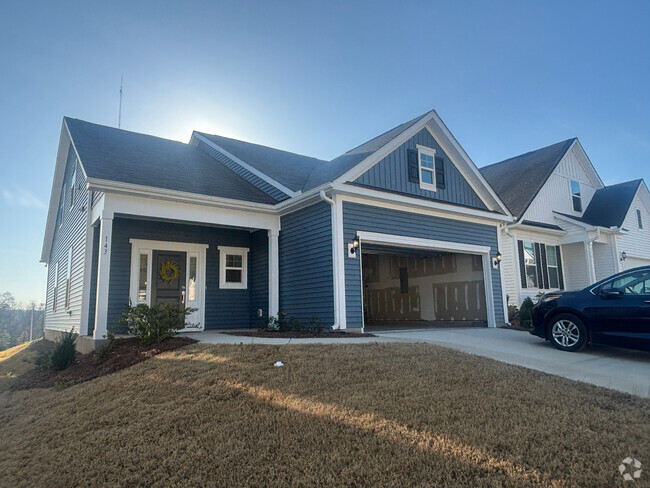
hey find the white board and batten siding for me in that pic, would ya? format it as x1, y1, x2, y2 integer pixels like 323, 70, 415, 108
618, 188, 650, 270
44, 140, 90, 333
522, 146, 601, 225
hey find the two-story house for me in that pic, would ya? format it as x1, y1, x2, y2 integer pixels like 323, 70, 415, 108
481, 138, 650, 307
42, 110, 514, 348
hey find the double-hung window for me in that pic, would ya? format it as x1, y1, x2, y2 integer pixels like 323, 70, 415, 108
70, 166, 77, 209
637, 209, 643, 229
545, 245, 560, 289
218, 246, 249, 289
523, 242, 539, 288
52, 262, 59, 311
570, 180, 582, 212
417, 145, 437, 191
65, 247, 72, 309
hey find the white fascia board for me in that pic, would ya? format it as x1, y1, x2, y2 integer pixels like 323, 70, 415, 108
332, 110, 436, 185
41, 121, 71, 262
426, 112, 511, 215
275, 183, 334, 215
569, 139, 605, 189
192, 132, 297, 198
103, 192, 280, 233
87, 178, 278, 214
334, 183, 514, 225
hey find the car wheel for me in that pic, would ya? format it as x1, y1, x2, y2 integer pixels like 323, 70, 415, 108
547, 314, 588, 352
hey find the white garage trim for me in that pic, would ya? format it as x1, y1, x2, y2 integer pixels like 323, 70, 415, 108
356, 231, 496, 328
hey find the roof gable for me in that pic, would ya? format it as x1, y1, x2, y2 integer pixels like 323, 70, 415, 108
480, 138, 576, 217
352, 127, 488, 210
65, 118, 277, 205
581, 179, 643, 227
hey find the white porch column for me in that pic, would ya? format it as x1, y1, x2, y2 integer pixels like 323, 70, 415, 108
584, 240, 597, 284
93, 216, 113, 340
268, 229, 279, 317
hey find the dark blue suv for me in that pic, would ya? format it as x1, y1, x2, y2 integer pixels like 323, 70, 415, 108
530, 266, 650, 352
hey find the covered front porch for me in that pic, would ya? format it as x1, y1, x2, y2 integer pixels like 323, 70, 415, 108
84, 192, 280, 340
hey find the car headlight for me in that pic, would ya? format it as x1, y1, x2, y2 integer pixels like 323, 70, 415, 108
540, 294, 562, 303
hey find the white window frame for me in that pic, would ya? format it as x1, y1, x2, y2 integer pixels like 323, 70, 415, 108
522, 241, 539, 288
544, 244, 560, 290
218, 246, 249, 289
416, 144, 437, 192
637, 209, 643, 229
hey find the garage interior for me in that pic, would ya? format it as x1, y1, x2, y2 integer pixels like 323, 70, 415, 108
361, 245, 488, 328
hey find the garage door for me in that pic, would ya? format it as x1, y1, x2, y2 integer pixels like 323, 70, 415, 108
622, 256, 650, 271
361, 245, 488, 327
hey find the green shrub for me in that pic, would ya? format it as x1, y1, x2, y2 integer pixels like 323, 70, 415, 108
119, 303, 196, 345
94, 332, 116, 360
518, 297, 535, 329
50, 330, 77, 371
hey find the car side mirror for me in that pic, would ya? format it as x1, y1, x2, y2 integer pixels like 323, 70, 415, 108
599, 287, 623, 299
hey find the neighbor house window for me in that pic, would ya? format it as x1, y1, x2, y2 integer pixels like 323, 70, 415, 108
70, 167, 77, 209
638, 209, 643, 229
65, 247, 72, 309
218, 246, 249, 289
570, 180, 582, 212
523, 242, 539, 288
57, 184, 66, 227
52, 262, 59, 311
545, 245, 560, 289
417, 145, 437, 191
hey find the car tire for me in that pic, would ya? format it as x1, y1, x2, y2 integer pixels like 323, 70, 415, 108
547, 314, 588, 352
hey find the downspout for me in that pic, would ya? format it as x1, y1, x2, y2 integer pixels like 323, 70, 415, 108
503, 226, 519, 308
585, 228, 600, 284
320, 190, 340, 329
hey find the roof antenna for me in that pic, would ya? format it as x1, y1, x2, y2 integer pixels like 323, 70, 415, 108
118, 76, 123, 128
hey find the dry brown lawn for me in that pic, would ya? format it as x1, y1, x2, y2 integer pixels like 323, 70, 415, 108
0, 343, 648, 487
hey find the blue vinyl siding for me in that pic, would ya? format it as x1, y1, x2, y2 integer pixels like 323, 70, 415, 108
353, 128, 487, 210
279, 202, 334, 325
44, 142, 89, 333
197, 139, 290, 202
250, 229, 269, 324
342, 202, 505, 327
107, 218, 267, 331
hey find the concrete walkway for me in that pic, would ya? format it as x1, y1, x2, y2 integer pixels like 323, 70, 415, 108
374, 327, 650, 398
179, 330, 403, 345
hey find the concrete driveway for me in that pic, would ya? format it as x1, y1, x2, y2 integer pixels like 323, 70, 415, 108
373, 327, 650, 398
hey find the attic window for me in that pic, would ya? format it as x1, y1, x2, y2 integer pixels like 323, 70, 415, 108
570, 180, 582, 212
638, 209, 643, 229
70, 167, 77, 209
417, 145, 437, 191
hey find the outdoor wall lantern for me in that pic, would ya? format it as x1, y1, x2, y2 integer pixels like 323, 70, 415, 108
620, 251, 627, 262
348, 234, 361, 258
492, 251, 502, 269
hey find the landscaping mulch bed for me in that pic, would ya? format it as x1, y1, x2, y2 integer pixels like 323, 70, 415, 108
227, 330, 372, 338
10, 337, 197, 391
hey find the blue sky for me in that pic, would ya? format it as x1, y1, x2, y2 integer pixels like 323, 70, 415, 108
1, 0, 649, 304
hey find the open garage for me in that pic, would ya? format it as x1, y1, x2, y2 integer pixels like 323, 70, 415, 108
361, 244, 490, 328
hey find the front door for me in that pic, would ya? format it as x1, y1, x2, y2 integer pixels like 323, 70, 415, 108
152, 251, 187, 306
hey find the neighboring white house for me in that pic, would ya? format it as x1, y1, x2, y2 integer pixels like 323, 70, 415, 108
481, 138, 650, 307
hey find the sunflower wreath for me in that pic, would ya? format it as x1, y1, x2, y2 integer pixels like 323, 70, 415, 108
159, 260, 180, 283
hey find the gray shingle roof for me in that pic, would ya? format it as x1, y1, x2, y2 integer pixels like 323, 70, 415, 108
198, 111, 430, 193
479, 138, 576, 217
580, 179, 642, 227
196, 133, 327, 192
65, 118, 277, 205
